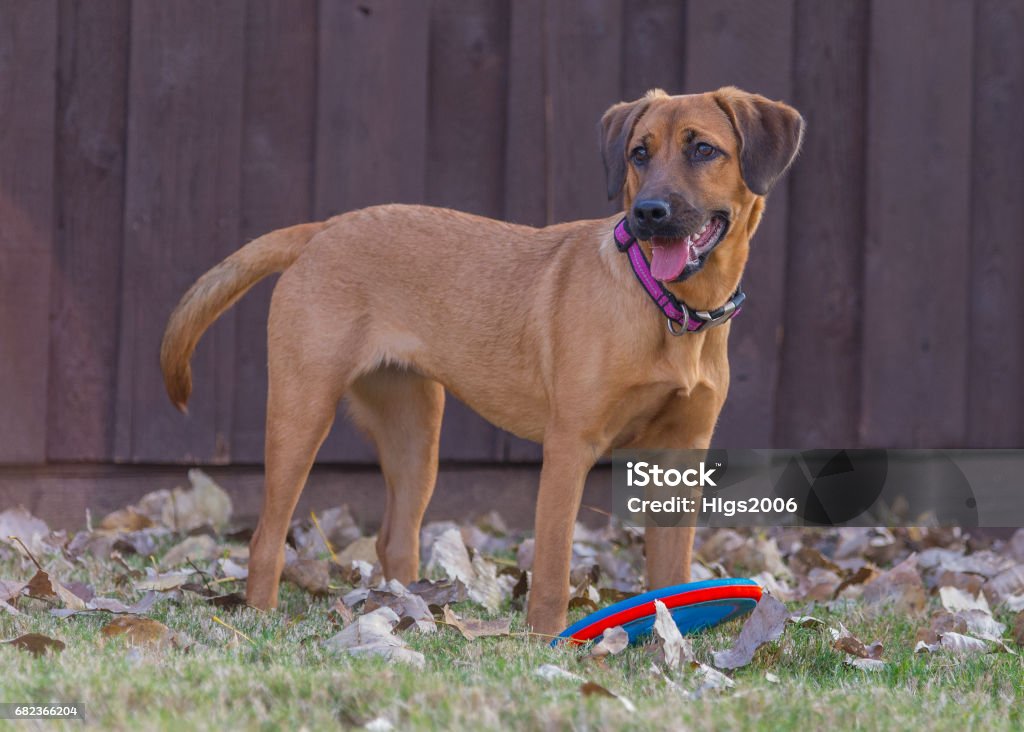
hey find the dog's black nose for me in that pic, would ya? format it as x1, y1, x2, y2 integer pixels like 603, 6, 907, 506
633, 199, 671, 226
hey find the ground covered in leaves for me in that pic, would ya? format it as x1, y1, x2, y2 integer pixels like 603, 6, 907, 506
2, 470, 1024, 730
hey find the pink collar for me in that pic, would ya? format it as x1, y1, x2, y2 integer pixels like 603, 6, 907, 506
613, 218, 745, 335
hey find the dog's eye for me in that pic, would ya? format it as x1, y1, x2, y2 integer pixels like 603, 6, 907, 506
630, 146, 649, 165
691, 142, 718, 161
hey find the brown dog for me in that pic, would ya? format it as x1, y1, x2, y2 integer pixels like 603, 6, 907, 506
160, 87, 803, 636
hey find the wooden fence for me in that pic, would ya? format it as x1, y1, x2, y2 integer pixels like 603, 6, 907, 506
1, 0, 1022, 471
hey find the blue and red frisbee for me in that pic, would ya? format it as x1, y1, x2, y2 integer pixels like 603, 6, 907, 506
554, 578, 762, 646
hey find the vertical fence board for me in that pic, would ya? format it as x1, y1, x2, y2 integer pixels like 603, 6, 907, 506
47, 0, 130, 461
621, 0, 687, 100
967, 0, 1024, 447
860, 0, 973, 447
232, 0, 318, 463
501, 0, 547, 461
684, 0, 795, 448
426, 0, 510, 461
545, 0, 623, 223
315, 0, 430, 461
0, 1, 57, 463
774, 1, 868, 448
115, 1, 246, 463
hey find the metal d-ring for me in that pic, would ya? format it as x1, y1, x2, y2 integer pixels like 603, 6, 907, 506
666, 303, 690, 336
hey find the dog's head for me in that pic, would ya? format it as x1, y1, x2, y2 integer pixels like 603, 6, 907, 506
600, 87, 804, 283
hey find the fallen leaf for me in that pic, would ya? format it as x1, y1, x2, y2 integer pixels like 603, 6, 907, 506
323, 607, 425, 668
0, 579, 26, 603
218, 558, 248, 580
99, 508, 155, 533
939, 586, 991, 614
337, 536, 379, 566
427, 529, 503, 611
691, 664, 736, 697
170, 469, 232, 531
1003, 594, 1024, 612
534, 664, 584, 682
50, 592, 160, 618
365, 580, 435, 633
2, 633, 64, 657
292, 505, 362, 559
984, 565, 1024, 605
404, 578, 468, 606
712, 594, 789, 670
25, 568, 87, 611
845, 656, 886, 671
1013, 612, 1024, 647
282, 559, 331, 595
208, 592, 247, 610
833, 565, 878, 598
580, 681, 636, 712
440, 605, 511, 640
136, 570, 194, 593
101, 617, 175, 649
589, 625, 628, 658
830, 623, 883, 660
939, 632, 994, 656
957, 609, 1006, 640
862, 554, 926, 614
651, 599, 695, 670
161, 535, 219, 569
0, 507, 51, 555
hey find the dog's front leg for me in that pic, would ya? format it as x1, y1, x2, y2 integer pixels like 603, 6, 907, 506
526, 435, 596, 637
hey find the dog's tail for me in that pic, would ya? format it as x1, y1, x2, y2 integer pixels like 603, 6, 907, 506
160, 221, 327, 412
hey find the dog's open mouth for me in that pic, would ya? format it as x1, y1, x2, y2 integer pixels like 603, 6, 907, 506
649, 215, 729, 282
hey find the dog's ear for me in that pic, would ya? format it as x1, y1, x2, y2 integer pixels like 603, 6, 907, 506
713, 87, 805, 196
598, 91, 661, 200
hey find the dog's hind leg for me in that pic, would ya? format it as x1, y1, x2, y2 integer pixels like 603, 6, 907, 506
247, 323, 349, 610
349, 367, 444, 583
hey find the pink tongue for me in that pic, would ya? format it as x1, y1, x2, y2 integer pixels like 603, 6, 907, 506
650, 239, 692, 281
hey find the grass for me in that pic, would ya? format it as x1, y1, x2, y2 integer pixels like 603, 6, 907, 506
2, 549, 1023, 731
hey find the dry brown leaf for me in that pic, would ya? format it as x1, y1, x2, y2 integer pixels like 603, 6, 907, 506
440, 605, 511, 640
101, 617, 175, 649
2, 632, 65, 657
282, 559, 331, 595
136, 570, 194, 593
0, 507, 51, 555
934, 570, 985, 597
983, 565, 1024, 605
589, 625, 628, 659
651, 599, 695, 670
323, 606, 425, 667
25, 568, 88, 611
862, 554, 926, 614
845, 656, 886, 671
579, 681, 636, 712
292, 505, 361, 559
365, 580, 436, 633
534, 664, 583, 682
830, 623, 883, 660
833, 565, 878, 599
99, 508, 155, 533
405, 578, 468, 606
0, 579, 26, 603
337, 536, 379, 566
939, 586, 990, 614
1013, 612, 1024, 647
712, 594, 789, 670
939, 632, 994, 656
161, 535, 219, 569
